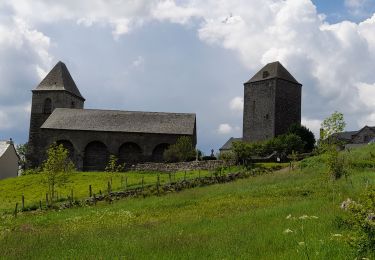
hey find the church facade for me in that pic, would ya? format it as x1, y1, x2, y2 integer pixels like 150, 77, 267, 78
27, 61, 197, 171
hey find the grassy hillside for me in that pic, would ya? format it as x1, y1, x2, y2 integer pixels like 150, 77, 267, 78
0, 147, 374, 259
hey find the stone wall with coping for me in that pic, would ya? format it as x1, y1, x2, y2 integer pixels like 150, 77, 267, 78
131, 160, 235, 172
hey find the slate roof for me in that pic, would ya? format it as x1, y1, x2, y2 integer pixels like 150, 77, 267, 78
0, 141, 10, 158
333, 131, 358, 141
246, 61, 301, 85
35, 61, 85, 100
41, 108, 196, 135
219, 137, 242, 151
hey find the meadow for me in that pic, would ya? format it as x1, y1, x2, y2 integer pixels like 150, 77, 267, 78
0, 147, 374, 259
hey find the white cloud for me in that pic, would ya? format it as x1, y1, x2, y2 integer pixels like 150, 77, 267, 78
229, 96, 243, 112
345, 0, 367, 8
301, 117, 322, 139
217, 124, 233, 134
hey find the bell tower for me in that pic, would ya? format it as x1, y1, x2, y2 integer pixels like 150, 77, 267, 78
27, 61, 85, 168
243, 61, 302, 142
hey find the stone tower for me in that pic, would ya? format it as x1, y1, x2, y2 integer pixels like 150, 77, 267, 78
243, 61, 301, 142
27, 61, 85, 167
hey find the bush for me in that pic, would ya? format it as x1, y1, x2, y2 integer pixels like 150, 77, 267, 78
163, 136, 196, 162
341, 187, 375, 258
287, 123, 316, 152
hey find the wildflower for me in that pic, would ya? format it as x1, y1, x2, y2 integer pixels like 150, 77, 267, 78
299, 215, 309, 220
310, 215, 319, 219
283, 228, 293, 234
340, 198, 352, 210
298, 242, 305, 246
286, 214, 292, 219
331, 233, 342, 237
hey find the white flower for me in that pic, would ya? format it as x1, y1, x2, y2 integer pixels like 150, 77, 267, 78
298, 242, 305, 246
299, 215, 309, 220
283, 228, 293, 234
286, 214, 292, 219
332, 233, 342, 237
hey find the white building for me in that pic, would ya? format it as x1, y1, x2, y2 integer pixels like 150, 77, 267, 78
0, 140, 19, 180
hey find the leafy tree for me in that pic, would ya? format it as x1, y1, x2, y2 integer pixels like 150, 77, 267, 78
105, 155, 125, 173
320, 111, 346, 142
319, 112, 348, 179
41, 143, 75, 201
163, 136, 196, 162
16, 143, 28, 171
287, 123, 316, 152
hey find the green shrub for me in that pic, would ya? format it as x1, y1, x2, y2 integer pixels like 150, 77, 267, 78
163, 137, 196, 162
105, 155, 125, 172
341, 187, 375, 258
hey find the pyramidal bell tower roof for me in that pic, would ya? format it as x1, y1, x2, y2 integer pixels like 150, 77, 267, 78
35, 61, 85, 100
246, 61, 301, 85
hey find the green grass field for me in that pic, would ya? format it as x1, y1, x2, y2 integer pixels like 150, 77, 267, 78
0, 147, 374, 259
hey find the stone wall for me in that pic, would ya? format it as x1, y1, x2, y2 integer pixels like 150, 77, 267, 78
131, 160, 234, 172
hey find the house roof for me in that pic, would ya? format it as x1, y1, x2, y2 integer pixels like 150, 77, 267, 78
34, 61, 85, 100
245, 61, 301, 85
219, 137, 242, 151
0, 141, 10, 157
41, 108, 196, 135
333, 131, 358, 141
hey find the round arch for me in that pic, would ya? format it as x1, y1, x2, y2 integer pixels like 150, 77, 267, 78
83, 141, 109, 171
118, 142, 143, 164
56, 140, 75, 161
152, 143, 170, 162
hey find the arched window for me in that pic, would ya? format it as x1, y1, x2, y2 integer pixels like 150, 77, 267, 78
43, 98, 52, 114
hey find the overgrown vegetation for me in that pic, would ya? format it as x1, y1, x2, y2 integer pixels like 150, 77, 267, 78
163, 136, 196, 162
340, 187, 375, 257
0, 141, 374, 259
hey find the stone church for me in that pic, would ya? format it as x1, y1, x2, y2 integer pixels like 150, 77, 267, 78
27, 61, 197, 171
220, 61, 302, 152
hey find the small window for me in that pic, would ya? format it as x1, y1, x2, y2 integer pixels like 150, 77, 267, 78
71, 101, 75, 108
265, 114, 269, 119
43, 98, 52, 114
263, 71, 269, 78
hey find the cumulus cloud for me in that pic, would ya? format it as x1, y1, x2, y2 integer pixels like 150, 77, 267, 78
229, 96, 243, 112
217, 124, 233, 134
2, 0, 375, 147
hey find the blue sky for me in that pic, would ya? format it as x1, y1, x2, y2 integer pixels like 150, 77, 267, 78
1, 0, 375, 155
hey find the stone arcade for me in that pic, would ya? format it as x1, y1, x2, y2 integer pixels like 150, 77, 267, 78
27, 61, 197, 171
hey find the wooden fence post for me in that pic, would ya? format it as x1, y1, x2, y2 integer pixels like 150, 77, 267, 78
71, 189, 74, 202
157, 174, 160, 196
46, 193, 49, 207
21, 194, 25, 211
39, 200, 42, 210
89, 185, 92, 197
184, 171, 187, 181
107, 181, 111, 194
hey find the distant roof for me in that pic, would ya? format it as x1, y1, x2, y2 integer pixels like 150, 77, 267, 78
34, 61, 85, 100
0, 141, 10, 157
246, 61, 301, 85
219, 137, 242, 151
333, 131, 358, 141
41, 108, 196, 135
